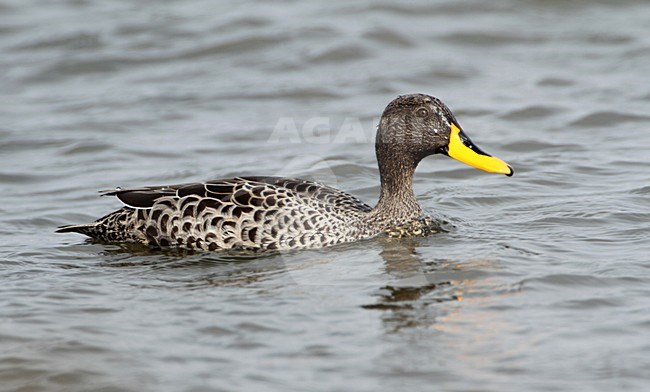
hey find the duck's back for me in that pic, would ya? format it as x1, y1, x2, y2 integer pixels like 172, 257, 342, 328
59, 177, 374, 251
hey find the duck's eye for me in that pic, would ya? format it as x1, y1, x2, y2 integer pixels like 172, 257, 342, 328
416, 108, 429, 118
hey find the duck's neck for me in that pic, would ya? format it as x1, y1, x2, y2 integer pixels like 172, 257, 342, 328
371, 152, 422, 223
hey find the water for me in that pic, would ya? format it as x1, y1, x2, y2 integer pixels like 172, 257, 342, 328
1, 0, 649, 391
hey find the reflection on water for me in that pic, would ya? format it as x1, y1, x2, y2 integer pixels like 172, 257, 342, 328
365, 238, 522, 333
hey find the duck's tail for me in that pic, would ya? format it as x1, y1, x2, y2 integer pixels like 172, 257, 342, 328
55, 223, 98, 236
56, 207, 142, 243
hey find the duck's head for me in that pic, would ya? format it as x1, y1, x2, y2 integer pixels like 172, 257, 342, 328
376, 94, 513, 176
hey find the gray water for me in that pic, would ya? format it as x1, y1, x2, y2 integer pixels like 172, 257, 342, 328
1, 0, 649, 391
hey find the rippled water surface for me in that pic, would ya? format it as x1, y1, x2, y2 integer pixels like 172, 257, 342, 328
2, 0, 650, 391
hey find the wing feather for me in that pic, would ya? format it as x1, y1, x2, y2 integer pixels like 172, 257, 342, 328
100, 176, 372, 213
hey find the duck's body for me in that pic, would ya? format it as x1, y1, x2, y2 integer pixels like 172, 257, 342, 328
57, 94, 513, 251
59, 177, 386, 251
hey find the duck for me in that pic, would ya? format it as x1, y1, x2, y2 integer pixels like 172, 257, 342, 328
57, 94, 513, 251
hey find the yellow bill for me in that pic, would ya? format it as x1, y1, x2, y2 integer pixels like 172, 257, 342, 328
446, 123, 513, 176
